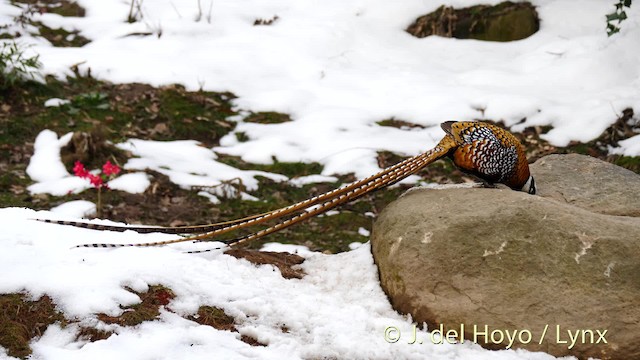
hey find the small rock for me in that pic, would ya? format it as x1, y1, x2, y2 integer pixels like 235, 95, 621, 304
406, 1, 539, 42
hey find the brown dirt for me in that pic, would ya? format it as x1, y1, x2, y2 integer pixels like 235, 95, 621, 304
225, 249, 306, 279
97, 285, 175, 327
187, 305, 268, 346
0, 283, 274, 357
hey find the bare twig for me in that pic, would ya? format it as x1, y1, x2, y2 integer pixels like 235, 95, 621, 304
195, 0, 202, 22
206, 0, 213, 24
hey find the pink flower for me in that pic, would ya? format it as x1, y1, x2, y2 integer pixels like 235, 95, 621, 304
102, 160, 121, 176
88, 173, 104, 188
73, 160, 117, 189
73, 161, 89, 178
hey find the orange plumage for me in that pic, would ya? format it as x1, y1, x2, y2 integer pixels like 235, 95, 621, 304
441, 121, 534, 192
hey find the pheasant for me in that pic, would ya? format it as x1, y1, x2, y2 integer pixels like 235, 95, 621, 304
37, 121, 536, 250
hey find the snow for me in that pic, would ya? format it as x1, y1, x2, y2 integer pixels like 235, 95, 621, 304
25, 130, 92, 196
260, 242, 315, 256
196, 190, 221, 204
610, 134, 640, 157
107, 172, 150, 194
0, 207, 559, 360
26, 130, 73, 183
50, 200, 96, 218
358, 227, 371, 237
26, 134, 286, 200
289, 174, 339, 187
116, 138, 287, 192
1, 0, 637, 358
3, 0, 639, 178
44, 98, 71, 107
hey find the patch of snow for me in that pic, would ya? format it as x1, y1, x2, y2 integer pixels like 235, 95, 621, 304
0, 208, 561, 359
116, 138, 287, 192
609, 134, 640, 157
358, 227, 371, 237
44, 98, 71, 107
260, 242, 314, 256
319, 210, 340, 217
289, 174, 339, 187
28, 176, 92, 197
107, 172, 150, 194
197, 190, 221, 205
27, 131, 279, 199
50, 200, 96, 218
26, 130, 72, 182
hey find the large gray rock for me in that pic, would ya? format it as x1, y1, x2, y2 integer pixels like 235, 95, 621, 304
530, 154, 640, 217
371, 154, 640, 360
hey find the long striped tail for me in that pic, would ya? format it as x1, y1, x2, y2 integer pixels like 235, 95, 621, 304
75, 135, 455, 249
34, 215, 264, 235
37, 143, 435, 235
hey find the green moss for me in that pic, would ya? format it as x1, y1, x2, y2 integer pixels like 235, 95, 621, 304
263, 160, 323, 178
189, 306, 236, 331
566, 142, 591, 155
0, 294, 66, 359
244, 111, 291, 124
36, 23, 90, 47
97, 285, 175, 326
76, 327, 113, 342
48, 1, 86, 17
0, 168, 35, 208
187, 305, 266, 346
235, 131, 249, 142
11, 0, 86, 17
9, 1, 88, 46
216, 154, 323, 178
613, 155, 640, 173
376, 118, 424, 129
153, 87, 236, 145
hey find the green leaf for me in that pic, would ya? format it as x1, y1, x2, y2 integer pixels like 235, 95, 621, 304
623, 0, 632, 7
606, 13, 620, 21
